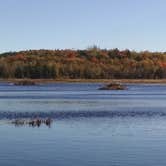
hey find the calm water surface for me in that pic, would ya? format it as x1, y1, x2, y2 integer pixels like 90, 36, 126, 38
0, 83, 166, 166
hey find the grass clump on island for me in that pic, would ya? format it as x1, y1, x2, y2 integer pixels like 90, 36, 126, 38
99, 82, 126, 90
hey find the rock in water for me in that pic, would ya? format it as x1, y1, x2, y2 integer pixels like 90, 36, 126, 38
99, 83, 126, 90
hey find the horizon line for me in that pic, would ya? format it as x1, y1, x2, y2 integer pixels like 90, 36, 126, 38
1, 47, 166, 54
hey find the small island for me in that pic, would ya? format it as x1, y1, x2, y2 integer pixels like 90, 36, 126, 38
14, 80, 37, 86
99, 82, 126, 90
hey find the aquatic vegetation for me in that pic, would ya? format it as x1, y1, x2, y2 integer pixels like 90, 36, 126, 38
11, 118, 52, 127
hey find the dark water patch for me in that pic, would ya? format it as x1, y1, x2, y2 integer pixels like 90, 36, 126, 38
1, 110, 166, 120
1, 93, 166, 100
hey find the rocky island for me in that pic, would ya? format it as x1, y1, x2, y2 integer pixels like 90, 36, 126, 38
99, 82, 126, 90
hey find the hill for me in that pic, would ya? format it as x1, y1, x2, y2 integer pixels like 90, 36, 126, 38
0, 48, 166, 79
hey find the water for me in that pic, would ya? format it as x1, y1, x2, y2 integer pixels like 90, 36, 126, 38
1, 83, 166, 166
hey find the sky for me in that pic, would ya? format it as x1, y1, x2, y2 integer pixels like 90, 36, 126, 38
0, 0, 166, 53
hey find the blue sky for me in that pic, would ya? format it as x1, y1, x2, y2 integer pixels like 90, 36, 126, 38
0, 0, 166, 52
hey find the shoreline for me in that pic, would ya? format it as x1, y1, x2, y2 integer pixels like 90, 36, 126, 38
1, 78, 166, 84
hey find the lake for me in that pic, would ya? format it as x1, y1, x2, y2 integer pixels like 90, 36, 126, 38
1, 83, 166, 166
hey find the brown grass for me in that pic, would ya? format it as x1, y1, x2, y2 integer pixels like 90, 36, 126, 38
1, 78, 166, 84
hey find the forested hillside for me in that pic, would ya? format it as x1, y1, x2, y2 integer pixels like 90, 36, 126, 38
0, 48, 166, 79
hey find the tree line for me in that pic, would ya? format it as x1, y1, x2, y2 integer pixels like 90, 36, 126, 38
0, 47, 166, 79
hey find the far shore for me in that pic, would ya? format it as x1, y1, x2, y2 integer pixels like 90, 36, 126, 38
1, 78, 166, 84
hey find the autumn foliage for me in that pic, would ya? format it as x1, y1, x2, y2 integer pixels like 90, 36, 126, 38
0, 48, 166, 79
